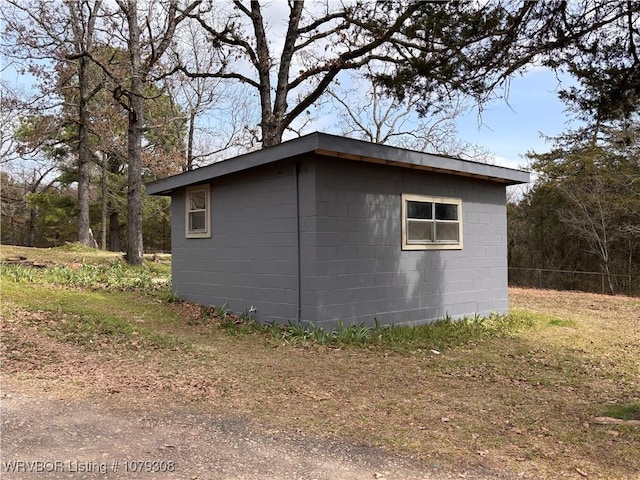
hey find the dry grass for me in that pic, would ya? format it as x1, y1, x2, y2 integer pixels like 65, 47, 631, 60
0, 243, 171, 271
2, 245, 639, 479
1, 243, 123, 265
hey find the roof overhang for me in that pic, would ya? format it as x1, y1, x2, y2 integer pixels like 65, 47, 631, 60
146, 132, 530, 196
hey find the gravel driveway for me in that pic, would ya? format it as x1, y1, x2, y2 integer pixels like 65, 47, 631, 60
1, 378, 510, 480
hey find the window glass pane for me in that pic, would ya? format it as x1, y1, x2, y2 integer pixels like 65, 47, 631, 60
407, 201, 432, 219
407, 220, 433, 242
190, 190, 206, 210
435, 222, 459, 242
435, 203, 458, 221
189, 211, 206, 231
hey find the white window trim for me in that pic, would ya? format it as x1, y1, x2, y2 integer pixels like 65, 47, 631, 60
185, 184, 211, 238
401, 193, 463, 250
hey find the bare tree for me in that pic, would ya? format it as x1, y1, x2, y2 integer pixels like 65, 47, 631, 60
67, 0, 104, 248
2, 0, 105, 247
181, 83, 259, 166
326, 65, 448, 147
561, 173, 622, 295
1, 158, 59, 246
325, 64, 494, 162
107, 0, 199, 264
0, 80, 25, 165
164, 19, 254, 170
181, 1, 428, 147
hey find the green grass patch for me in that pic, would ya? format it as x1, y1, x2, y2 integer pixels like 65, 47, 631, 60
206, 310, 536, 352
1, 261, 163, 292
371, 312, 534, 352
3, 282, 186, 351
604, 403, 640, 421
508, 308, 572, 328
547, 318, 578, 327
51, 243, 102, 253
143, 260, 171, 278
1, 246, 178, 353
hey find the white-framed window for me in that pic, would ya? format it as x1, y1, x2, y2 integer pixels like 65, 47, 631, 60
185, 184, 211, 238
401, 193, 463, 250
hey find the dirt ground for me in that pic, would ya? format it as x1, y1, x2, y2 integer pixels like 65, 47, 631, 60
3, 283, 638, 479
0, 303, 512, 480
1, 377, 511, 480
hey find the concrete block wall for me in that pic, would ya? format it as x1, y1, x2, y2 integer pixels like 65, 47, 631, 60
170, 160, 316, 324
170, 154, 509, 330
310, 157, 508, 329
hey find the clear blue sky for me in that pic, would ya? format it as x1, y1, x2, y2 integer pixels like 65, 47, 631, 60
455, 68, 574, 170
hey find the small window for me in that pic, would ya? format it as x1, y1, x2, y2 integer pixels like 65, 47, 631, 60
402, 194, 462, 250
185, 184, 211, 238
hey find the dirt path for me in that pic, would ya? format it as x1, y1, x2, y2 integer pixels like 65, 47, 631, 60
1, 377, 510, 480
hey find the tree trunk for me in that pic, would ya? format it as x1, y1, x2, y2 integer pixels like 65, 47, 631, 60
163, 215, 168, 252
109, 210, 121, 252
186, 109, 195, 171
76, 55, 93, 247
602, 260, 616, 295
100, 153, 108, 250
28, 206, 36, 247
125, 0, 144, 265
261, 124, 283, 147
69, 1, 102, 248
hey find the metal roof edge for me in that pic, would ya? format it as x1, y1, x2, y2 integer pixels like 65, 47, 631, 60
312, 132, 530, 185
146, 132, 529, 195
146, 132, 321, 195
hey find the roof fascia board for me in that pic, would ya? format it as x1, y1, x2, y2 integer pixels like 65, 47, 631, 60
312, 133, 529, 185
147, 132, 529, 195
146, 134, 320, 195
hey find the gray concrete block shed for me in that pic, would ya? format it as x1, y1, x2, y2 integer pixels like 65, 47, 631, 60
147, 132, 529, 329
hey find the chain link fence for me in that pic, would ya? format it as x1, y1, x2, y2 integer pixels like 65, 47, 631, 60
508, 267, 640, 297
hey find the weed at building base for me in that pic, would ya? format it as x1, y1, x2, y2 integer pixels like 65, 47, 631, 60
207, 311, 534, 352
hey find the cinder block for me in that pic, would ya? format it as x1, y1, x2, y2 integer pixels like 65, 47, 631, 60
169, 152, 513, 329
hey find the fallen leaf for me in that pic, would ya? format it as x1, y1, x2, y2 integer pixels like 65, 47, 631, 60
575, 467, 588, 477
